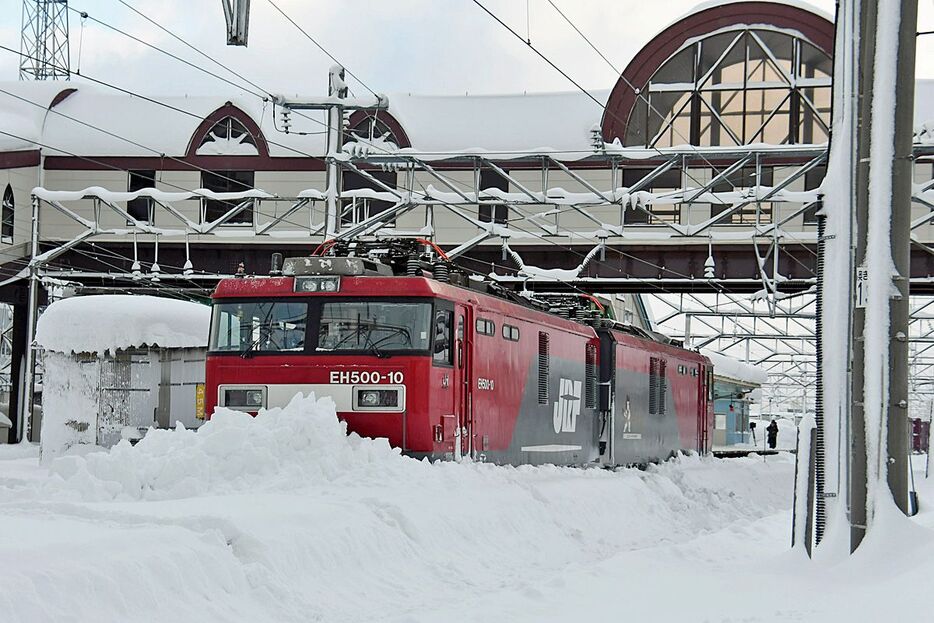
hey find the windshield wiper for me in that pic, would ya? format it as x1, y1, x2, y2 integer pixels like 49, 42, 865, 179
240, 306, 276, 359
328, 322, 390, 358
240, 334, 263, 359
361, 325, 389, 359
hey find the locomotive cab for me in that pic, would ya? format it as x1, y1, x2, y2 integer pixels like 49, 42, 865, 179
206, 251, 475, 458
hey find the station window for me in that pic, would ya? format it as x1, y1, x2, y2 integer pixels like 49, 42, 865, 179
197, 117, 258, 155
478, 168, 509, 224
476, 318, 495, 336
502, 324, 520, 341
622, 168, 682, 225
201, 170, 255, 224
433, 309, 453, 364
538, 332, 550, 404
711, 167, 774, 224
649, 357, 667, 416
127, 170, 156, 223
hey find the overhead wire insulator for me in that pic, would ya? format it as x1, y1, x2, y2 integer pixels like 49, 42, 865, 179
131, 232, 142, 281
704, 237, 716, 279
279, 105, 292, 134
150, 236, 161, 283
183, 234, 193, 276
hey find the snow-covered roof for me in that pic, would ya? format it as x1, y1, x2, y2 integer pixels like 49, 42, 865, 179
0, 81, 76, 152
0, 81, 606, 159
35, 295, 211, 355
3, 74, 934, 158
668, 0, 834, 30
703, 350, 769, 387
390, 90, 607, 156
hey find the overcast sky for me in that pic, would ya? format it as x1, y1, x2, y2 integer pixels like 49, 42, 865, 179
2, 0, 934, 99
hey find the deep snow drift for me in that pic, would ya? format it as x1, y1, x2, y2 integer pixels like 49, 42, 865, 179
2, 394, 934, 622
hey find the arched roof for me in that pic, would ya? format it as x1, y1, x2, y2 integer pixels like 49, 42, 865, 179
601, 1, 835, 143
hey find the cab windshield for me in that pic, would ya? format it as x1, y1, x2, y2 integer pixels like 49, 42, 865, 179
209, 299, 433, 354
210, 301, 307, 353
317, 301, 432, 352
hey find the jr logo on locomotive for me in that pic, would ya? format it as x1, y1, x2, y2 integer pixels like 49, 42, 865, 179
553, 378, 581, 434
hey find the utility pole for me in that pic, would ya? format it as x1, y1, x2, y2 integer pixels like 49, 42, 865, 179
326, 66, 348, 237
887, 0, 917, 517
275, 67, 388, 238
850, 0, 917, 552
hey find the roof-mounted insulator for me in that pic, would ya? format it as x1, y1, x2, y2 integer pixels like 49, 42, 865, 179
590, 124, 605, 153
434, 261, 450, 283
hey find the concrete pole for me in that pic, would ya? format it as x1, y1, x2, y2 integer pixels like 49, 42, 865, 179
887, 0, 917, 517
18, 194, 41, 443
851, 0, 917, 552
850, 0, 873, 551
325, 66, 347, 237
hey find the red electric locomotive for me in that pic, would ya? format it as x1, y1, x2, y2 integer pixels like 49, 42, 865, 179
205, 239, 714, 466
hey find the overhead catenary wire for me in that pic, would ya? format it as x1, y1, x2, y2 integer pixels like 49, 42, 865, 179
263, 0, 379, 99
60, 5, 337, 140
73, 5, 396, 152
115, 0, 273, 100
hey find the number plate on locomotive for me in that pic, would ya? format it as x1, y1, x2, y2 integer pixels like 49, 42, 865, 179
329, 371, 405, 384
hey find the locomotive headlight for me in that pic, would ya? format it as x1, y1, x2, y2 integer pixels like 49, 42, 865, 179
246, 390, 264, 407
294, 276, 340, 293
222, 387, 266, 409
360, 390, 381, 406
354, 388, 401, 410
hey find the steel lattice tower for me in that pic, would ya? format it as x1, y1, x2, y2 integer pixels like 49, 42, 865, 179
19, 0, 70, 80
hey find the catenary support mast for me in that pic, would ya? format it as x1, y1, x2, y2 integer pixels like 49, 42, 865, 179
850, 0, 917, 552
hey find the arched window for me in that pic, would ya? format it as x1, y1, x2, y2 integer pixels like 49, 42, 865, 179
624, 28, 831, 147
196, 116, 259, 156
1, 185, 13, 243
345, 115, 400, 147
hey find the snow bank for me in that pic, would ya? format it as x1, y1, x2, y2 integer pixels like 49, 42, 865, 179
703, 349, 769, 386
35, 295, 210, 355
46, 393, 401, 501
6, 391, 796, 622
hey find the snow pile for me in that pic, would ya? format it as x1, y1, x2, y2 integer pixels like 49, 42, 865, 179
35, 295, 210, 354
703, 349, 769, 386
2, 389, 834, 622
47, 393, 400, 501
39, 352, 100, 462
7, 393, 797, 621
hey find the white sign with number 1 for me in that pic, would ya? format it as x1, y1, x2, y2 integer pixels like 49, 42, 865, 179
855, 265, 869, 309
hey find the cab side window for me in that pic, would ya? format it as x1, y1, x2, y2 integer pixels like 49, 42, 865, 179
433, 309, 453, 364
